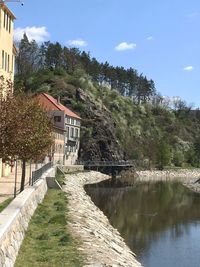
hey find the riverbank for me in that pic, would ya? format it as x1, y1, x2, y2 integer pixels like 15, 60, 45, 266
15, 187, 84, 267
63, 171, 142, 267
136, 168, 200, 193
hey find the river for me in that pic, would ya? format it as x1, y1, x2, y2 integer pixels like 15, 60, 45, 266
85, 181, 200, 267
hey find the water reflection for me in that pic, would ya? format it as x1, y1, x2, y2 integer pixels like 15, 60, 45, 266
85, 181, 200, 267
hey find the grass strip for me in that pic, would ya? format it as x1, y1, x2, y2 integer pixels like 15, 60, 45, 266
0, 198, 13, 213
15, 188, 84, 267
55, 172, 65, 185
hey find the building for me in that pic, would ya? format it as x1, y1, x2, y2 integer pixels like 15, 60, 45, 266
49, 109, 65, 165
0, 3, 16, 178
0, 2, 16, 85
37, 93, 81, 165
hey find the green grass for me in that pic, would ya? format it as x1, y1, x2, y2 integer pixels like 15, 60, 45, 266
15, 189, 84, 267
55, 172, 65, 185
0, 198, 13, 213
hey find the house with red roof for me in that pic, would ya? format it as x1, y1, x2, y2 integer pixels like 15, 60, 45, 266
37, 93, 81, 165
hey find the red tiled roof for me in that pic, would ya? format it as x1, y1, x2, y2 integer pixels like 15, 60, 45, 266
42, 93, 81, 120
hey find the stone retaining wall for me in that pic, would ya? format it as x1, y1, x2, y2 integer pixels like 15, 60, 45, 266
63, 171, 142, 267
136, 169, 200, 194
0, 167, 55, 267
61, 165, 84, 173
136, 169, 200, 183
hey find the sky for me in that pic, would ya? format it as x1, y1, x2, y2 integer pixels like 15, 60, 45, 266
7, 0, 200, 107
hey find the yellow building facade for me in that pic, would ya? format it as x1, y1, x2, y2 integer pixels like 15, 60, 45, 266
0, 3, 16, 177
0, 3, 16, 82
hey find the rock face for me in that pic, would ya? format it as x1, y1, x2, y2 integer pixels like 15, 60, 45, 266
63, 171, 142, 267
65, 87, 124, 162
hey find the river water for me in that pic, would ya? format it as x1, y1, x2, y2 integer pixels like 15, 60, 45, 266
85, 181, 200, 267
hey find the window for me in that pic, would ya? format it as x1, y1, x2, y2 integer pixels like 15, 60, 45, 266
2, 50, 4, 70
2, 10, 12, 33
71, 118, 75, 125
6, 13, 9, 31
70, 127, 74, 138
54, 116, 61, 122
9, 16, 11, 33
75, 128, 79, 138
66, 127, 70, 138
66, 117, 70, 124
12, 55, 14, 72
5, 52, 7, 71
4, 10, 6, 28
76, 120, 80, 126
8, 54, 10, 72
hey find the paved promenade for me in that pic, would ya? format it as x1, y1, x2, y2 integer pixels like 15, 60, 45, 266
0, 162, 42, 204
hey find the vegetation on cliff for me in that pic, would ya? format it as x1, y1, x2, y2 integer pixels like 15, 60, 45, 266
14, 35, 200, 168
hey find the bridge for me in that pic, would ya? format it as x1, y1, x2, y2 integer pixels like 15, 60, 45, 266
80, 160, 135, 167
77, 160, 137, 177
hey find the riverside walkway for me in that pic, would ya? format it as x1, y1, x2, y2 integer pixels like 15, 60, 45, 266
0, 165, 29, 203
0, 162, 45, 204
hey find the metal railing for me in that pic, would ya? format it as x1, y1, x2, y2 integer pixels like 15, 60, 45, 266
31, 161, 53, 185
76, 160, 136, 167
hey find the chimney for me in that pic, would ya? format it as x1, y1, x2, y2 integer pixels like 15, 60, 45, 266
57, 96, 60, 104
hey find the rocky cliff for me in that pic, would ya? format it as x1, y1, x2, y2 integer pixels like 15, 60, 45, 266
63, 87, 124, 162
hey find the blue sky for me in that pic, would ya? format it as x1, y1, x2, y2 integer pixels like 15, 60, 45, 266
8, 0, 200, 107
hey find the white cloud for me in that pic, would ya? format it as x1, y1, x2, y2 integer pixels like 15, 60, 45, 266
67, 39, 88, 47
14, 26, 49, 43
115, 42, 136, 51
183, 66, 194, 71
146, 36, 154, 41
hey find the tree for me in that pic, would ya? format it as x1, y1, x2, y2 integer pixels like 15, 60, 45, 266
45, 42, 63, 69
0, 90, 53, 191
15, 34, 40, 91
156, 140, 172, 170
62, 46, 81, 73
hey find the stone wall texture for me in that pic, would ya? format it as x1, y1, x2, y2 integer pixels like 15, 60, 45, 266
137, 169, 200, 194
136, 169, 200, 183
63, 171, 142, 267
0, 167, 55, 267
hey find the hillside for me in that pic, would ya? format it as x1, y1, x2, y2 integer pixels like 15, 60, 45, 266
14, 68, 200, 169
14, 36, 200, 169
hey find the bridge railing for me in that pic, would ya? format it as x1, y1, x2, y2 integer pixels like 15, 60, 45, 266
76, 160, 136, 167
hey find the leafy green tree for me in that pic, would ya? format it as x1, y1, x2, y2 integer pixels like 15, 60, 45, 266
0, 90, 53, 191
156, 140, 172, 170
45, 42, 63, 69
15, 33, 40, 92
173, 150, 185, 167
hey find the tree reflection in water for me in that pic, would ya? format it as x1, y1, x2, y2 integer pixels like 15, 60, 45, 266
85, 181, 200, 266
